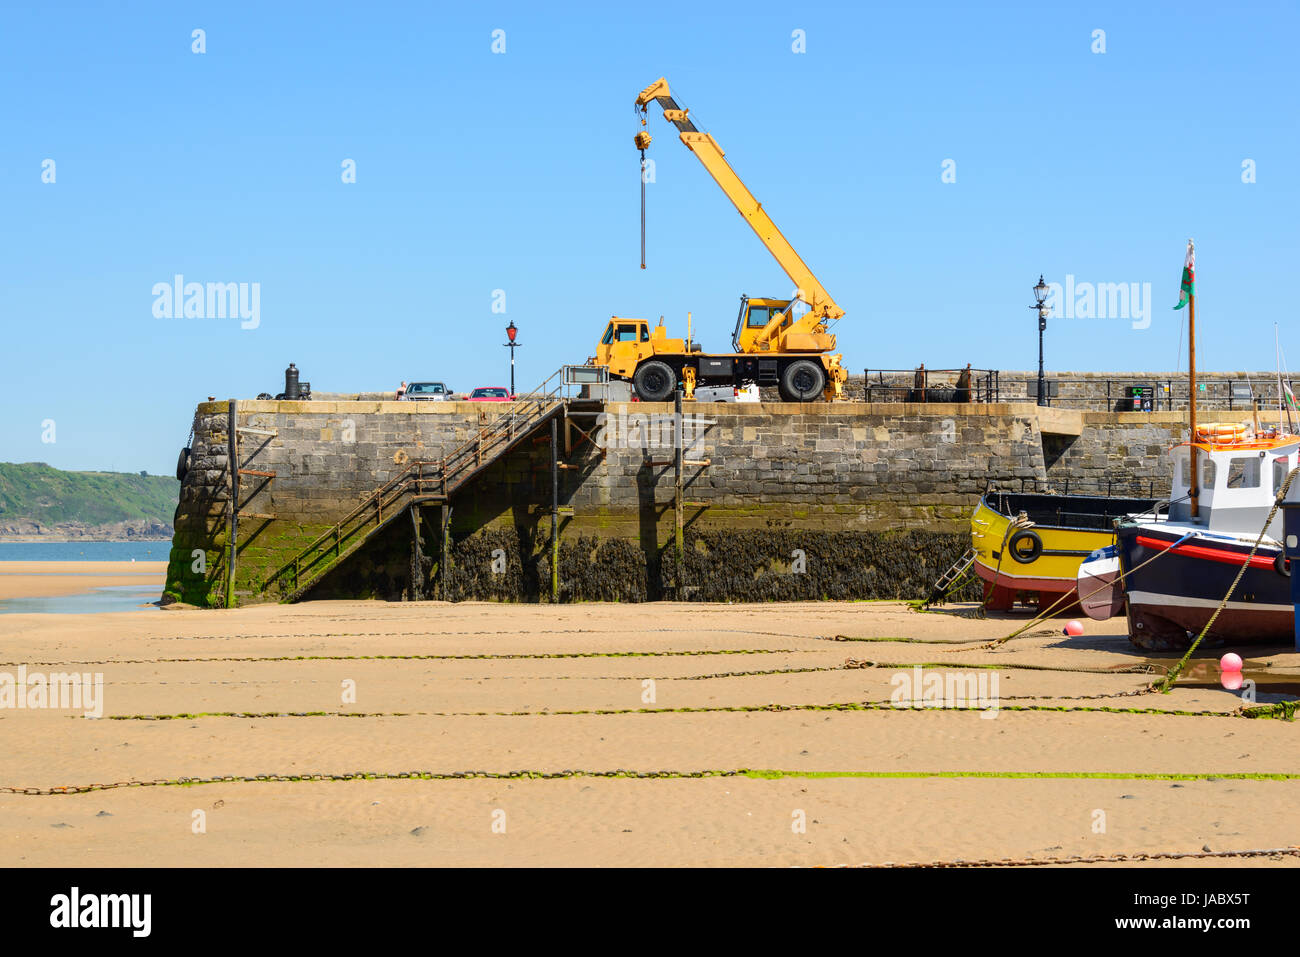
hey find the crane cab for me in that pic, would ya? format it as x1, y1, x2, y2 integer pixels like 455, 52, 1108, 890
732, 296, 835, 354
733, 297, 793, 352
595, 317, 686, 380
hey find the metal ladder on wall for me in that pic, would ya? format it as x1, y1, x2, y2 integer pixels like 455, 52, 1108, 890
923, 547, 977, 608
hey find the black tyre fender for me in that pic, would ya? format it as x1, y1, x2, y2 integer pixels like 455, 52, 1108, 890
779, 359, 826, 402
1007, 529, 1044, 564
1275, 553, 1291, 577
176, 447, 191, 482
633, 360, 676, 402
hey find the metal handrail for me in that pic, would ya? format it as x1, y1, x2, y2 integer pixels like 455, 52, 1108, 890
268, 367, 570, 594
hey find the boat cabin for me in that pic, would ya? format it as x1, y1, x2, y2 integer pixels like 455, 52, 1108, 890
1167, 425, 1300, 537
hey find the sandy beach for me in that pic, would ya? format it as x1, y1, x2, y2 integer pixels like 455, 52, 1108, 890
0, 573, 1297, 868
0, 561, 167, 600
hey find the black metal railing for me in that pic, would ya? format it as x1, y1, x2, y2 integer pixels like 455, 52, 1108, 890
862, 368, 1001, 403
1019, 377, 1295, 413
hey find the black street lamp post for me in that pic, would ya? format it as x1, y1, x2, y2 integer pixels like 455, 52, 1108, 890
1031, 275, 1050, 407
504, 320, 519, 398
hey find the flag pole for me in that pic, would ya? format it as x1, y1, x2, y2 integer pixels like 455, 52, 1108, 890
1276, 323, 1294, 433
1187, 239, 1199, 520
1276, 323, 1284, 431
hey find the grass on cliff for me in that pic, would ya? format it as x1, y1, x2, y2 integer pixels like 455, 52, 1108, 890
0, 462, 179, 527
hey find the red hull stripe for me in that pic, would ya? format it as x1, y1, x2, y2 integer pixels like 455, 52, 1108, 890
1134, 534, 1276, 570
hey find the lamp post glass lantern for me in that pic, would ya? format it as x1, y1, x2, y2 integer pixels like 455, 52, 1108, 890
1031, 275, 1050, 406
504, 321, 519, 398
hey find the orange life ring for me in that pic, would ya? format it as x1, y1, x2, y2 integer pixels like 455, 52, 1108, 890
1194, 422, 1248, 443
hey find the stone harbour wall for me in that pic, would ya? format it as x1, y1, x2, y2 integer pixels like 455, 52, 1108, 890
164, 397, 1231, 607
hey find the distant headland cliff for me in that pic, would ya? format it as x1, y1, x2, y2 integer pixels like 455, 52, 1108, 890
0, 462, 178, 541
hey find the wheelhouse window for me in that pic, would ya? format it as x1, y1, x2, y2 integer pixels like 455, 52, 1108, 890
1275, 455, 1292, 491
1174, 454, 1190, 488
1225, 456, 1260, 489
1201, 457, 1216, 490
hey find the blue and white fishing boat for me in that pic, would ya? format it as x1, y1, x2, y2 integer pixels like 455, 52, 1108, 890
1081, 425, 1300, 648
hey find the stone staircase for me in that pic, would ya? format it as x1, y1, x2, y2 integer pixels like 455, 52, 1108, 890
268, 372, 567, 602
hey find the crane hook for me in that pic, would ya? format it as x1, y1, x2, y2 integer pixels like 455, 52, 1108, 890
636, 130, 652, 270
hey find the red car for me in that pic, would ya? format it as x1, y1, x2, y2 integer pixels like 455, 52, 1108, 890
468, 386, 513, 402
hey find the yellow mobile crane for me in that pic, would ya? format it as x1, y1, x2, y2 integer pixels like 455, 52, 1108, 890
592, 77, 848, 403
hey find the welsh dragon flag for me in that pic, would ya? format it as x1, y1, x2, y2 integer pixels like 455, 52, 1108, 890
1285, 381, 1298, 411
1173, 241, 1195, 310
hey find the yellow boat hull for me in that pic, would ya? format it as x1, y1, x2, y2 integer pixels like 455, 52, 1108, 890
970, 494, 1127, 611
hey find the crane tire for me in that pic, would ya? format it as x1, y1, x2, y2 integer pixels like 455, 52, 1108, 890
1007, 529, 1044, 564
633, 360, 676, 402
779, 360, 826, 402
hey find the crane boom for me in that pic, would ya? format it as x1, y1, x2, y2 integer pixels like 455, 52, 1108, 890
635, 78, 844, 325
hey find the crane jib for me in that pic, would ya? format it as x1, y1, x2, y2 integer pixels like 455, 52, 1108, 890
650, 95, 698, 133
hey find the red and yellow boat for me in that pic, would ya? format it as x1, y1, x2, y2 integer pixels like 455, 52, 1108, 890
971, 488, 1160, 611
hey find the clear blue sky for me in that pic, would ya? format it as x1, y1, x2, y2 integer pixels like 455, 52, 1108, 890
2, 1, 1297, 474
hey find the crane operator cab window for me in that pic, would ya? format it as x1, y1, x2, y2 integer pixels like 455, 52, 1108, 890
602, 322, 648, 344
747, 302, 801, 329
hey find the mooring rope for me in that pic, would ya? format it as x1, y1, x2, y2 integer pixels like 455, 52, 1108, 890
0, 649, 800, 668
8, 767, 1300, 797
93, 696, 1280, 722
843, 658, 1162, 676
985, 525, 1197, 648
852, 846, 1300, 868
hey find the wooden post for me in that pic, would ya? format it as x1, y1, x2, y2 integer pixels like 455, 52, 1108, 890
550, 417, 559, 601
674, 388, 684, 596
408, 503, 424, 600
226, 399, 238, 608
1188, 250, 1199, 520
440, 504, 452, 599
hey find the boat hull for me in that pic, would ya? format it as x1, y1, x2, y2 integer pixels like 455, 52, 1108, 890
1116, 524, 1292, 649
971, 491, 1158, 612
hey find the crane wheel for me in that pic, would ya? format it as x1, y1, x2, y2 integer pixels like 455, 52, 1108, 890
778, 360, 826, 402
633, 360, 676, 402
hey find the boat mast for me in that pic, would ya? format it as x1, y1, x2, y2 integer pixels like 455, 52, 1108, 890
1187, 239, 1199, 520
1276, 324, 1283, 430
1276, 323, 1293, 433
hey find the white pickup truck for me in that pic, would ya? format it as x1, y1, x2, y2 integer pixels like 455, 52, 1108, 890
401, 381, 452, 401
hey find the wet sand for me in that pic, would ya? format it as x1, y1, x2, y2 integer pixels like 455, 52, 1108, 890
0, 561, 167, 600
0, 598, 1297, 867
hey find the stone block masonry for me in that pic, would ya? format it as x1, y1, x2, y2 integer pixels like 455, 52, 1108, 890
164, 397, 1228, 606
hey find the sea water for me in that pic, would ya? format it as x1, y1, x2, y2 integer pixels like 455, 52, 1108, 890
0, 541, 166, 613
0, 541, 166, 562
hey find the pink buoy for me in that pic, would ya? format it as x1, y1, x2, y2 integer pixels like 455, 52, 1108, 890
1062, 620, 1084, 637
1220, 671, 1244, 691
1219, 652, 1243, 673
